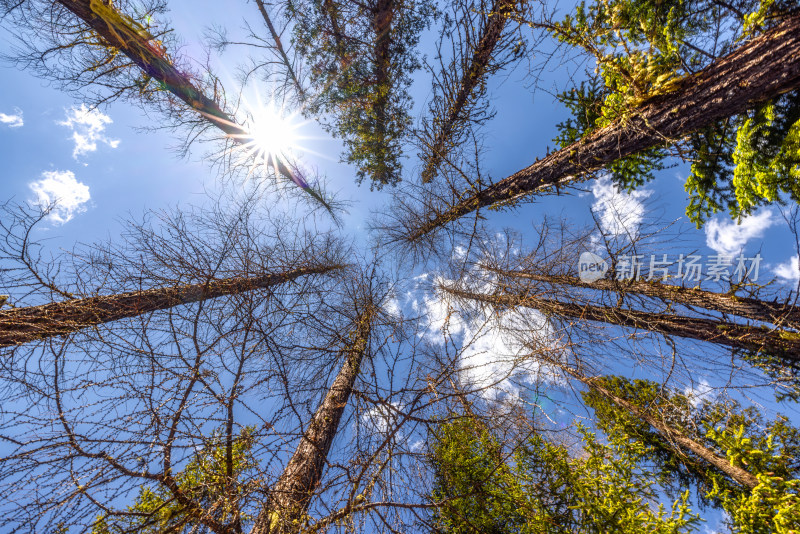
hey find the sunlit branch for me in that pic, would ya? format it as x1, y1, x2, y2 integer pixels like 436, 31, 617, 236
406, 12, 800, 240
0, 264, 342, 348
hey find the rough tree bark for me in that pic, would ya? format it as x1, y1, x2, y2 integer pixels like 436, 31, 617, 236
441, 285, 800, 366
250, 303, 376, 534
254, 0, 307, 102
407, 12, 800, 239
487, 268, 800, 330
55, 0, 310, 191
421, 0, 518, 183
0, 265, 340, 348
559, 363, 760, 489
372, 0, 394, 160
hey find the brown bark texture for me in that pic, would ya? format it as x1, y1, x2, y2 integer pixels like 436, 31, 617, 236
0, 265, 339, 348
255, 0, 306, 101
372, 0, 394, 139
56, 0, 245, 137
421, 0, 517, 183
442, 285, 800, 365
250, 304, 376, 534
560, 364, 760, 489
408, 12, 800, 239
492, 269, 800, 330
55, 0, 301, 182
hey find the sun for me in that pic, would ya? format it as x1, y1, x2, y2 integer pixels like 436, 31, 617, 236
244, 104, 300, 157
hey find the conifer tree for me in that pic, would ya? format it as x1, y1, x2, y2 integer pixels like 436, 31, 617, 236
289, 0, 434, 189
402, 10, 800, 242
0, 264, 340, 349
581, 375, 800, 533
429, 413, 701, 533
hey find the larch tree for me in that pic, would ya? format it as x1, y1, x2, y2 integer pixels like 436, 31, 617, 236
0, 201, 345, 351
581, 374, 800, 533
439, 282, 800, 368
418, 0, 526, 184
399, 6, 800, 243
250, 298, 376, 534
0, 0, 333, 207
0, 199, 353, 532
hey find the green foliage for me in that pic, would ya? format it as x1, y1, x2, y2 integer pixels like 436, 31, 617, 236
550, 0, 689, 119
554, 80, 669, 188
92, 427, 258, 533
290, 0, 435, 189
429, 416, 700, 533
706, 424, 800, 533
583, 376, 800, 532
551, 0, 800, 226
430, 418, 530, 533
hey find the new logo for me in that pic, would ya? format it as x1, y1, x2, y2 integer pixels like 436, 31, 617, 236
578, 252, 608, 282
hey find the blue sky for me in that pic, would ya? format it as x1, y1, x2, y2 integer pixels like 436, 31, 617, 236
1, 5, 798, 287
1, 5, 799, 531
1, 0, 798, 414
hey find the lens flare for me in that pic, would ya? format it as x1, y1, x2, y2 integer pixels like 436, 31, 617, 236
244, 104, 299, 156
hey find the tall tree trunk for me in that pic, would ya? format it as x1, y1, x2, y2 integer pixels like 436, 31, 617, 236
55, 0, 309, 193
250, 304, 375, 534
371, 0, 394, 183
441, 285, 800, 366
0, 265, 340, 348
421, 0, 517, 183
407, 12, 800, 240
487, 268, 800, 330
558, 363, 759, 489
254, 0, 307, 102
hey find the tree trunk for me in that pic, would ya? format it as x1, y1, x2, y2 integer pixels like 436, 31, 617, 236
250, 304, 375, 534
559, 364, 759, 490
421, 0, 517, 183
408, 12, 800, 239
488, 268, 800, 330
254, 0, 306, 102
55, 0, 301, 185
441, 285, 800, 366
0, 265, 339, 348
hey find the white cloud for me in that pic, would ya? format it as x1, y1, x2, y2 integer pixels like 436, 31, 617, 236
28, 170, 91, 224
705, 210, 776, 257
58, 104, 120, 158
0, 108, 23, 128
381, 295, 402, 319
418, 284, 466, 344
411, 267, 562, 402
775, 255, 800, 283
458, 307, 551, 401
360, 402, 403, 436
684, 379, 714, 408
591, 175, 651, 239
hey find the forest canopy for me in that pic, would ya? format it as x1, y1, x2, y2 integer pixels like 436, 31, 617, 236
0, 0, 799, 532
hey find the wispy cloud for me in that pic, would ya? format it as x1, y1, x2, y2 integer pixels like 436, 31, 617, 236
0, 108, 23, 128
58, 104, 120, 158
29, 170, 91, 224
458, 307, 550, 401
684, 379, 715, 408
705, 210, 776, 257
591, 175, 651, 239
360, 402, 403, 436
775, 255, 800, 283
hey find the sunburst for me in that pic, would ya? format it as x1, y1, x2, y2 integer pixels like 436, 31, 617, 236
224, 99, 333, 211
